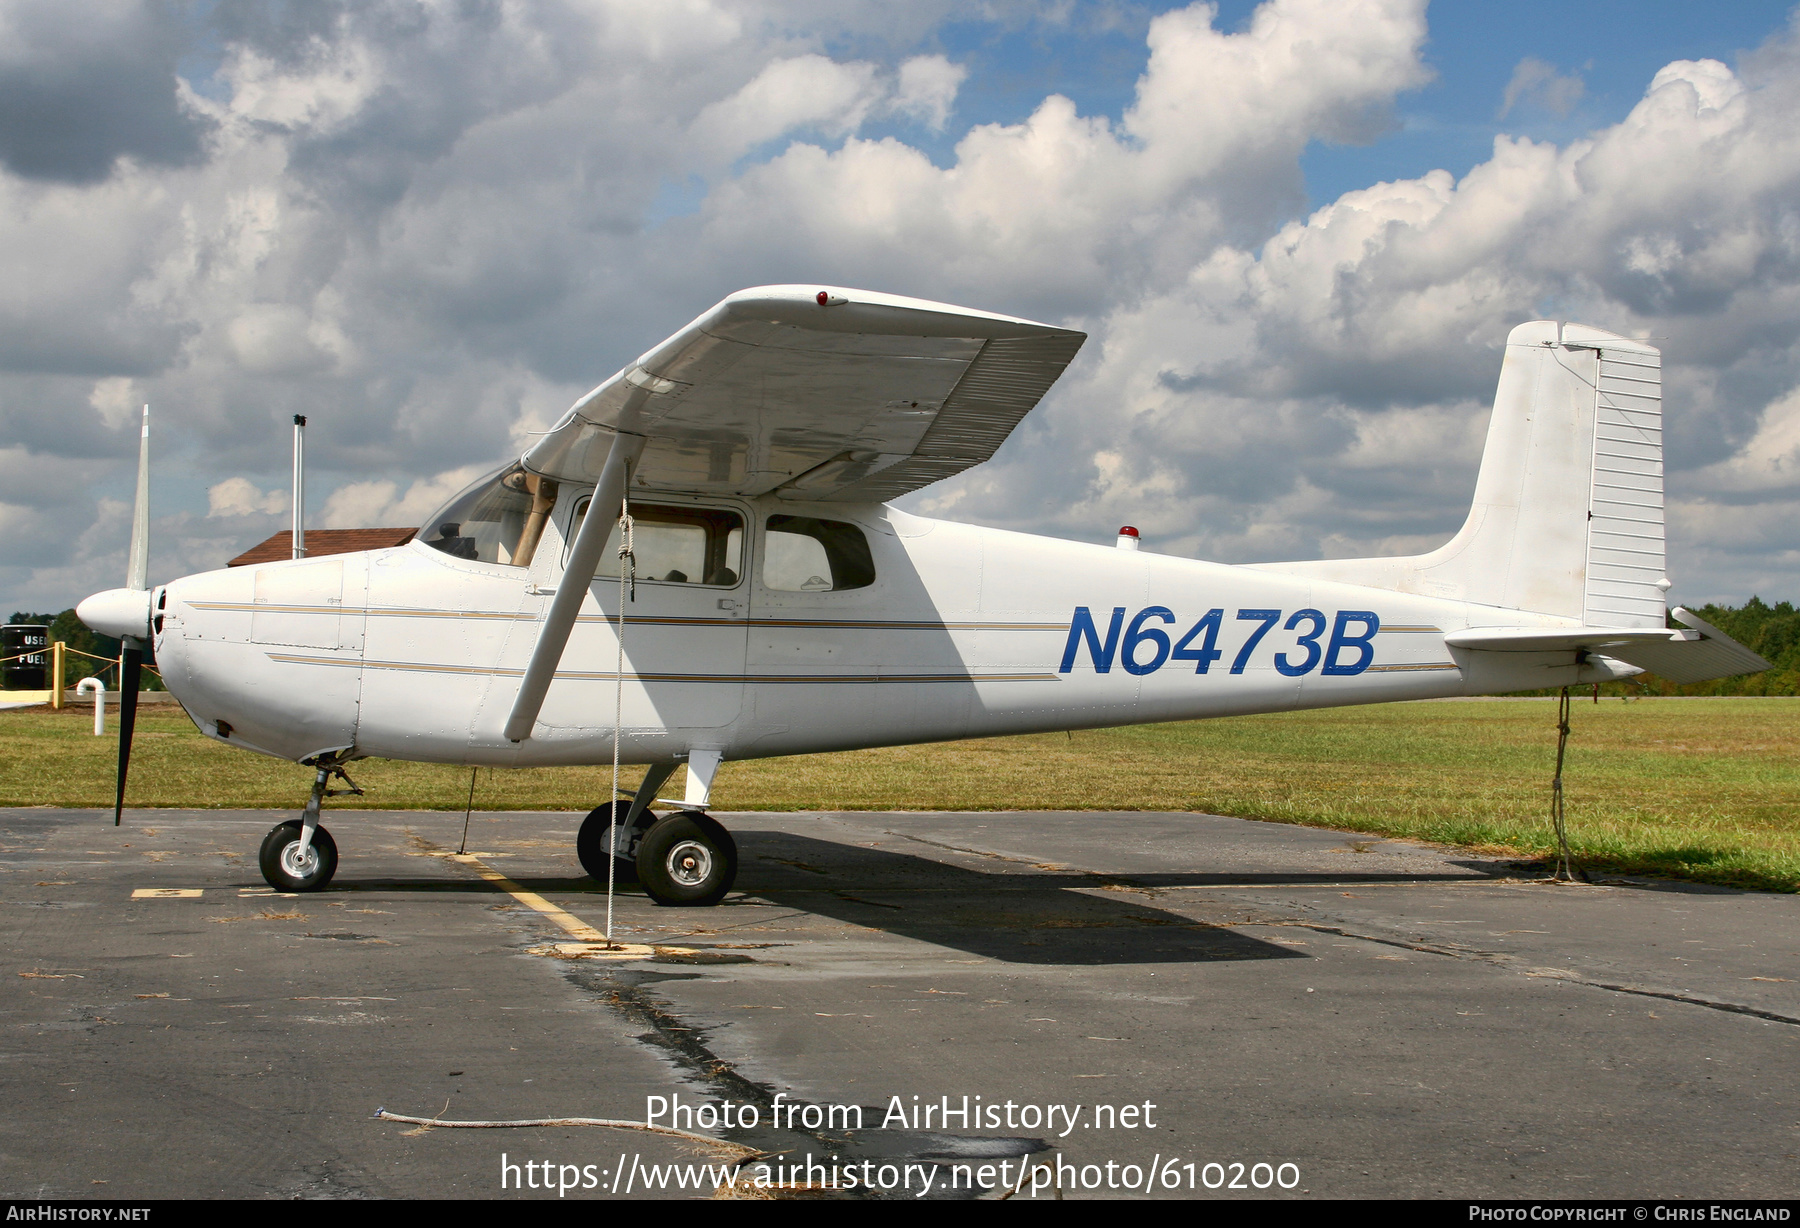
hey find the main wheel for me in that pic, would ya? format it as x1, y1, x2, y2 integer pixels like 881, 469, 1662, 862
259, 821, 338, 892
577, 801, 642, 884
636, 811, 737, 907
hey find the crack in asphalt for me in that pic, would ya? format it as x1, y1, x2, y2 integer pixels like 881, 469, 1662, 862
1264, 920, 1800, 1027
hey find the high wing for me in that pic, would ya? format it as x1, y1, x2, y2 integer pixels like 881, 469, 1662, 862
1445, 607, 1769, 685
521, 285, 1086, 502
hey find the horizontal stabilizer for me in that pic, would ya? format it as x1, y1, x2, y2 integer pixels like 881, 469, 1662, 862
1444, 627, 1681, 653
1446, 608, 1769, 685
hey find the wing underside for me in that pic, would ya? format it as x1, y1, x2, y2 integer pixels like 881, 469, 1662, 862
522, 285, 1086, 502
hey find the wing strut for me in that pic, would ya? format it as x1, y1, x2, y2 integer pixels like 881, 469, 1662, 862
504, 431, 645, 743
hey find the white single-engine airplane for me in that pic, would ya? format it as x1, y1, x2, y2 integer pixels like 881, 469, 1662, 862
77, 286, 1768, 904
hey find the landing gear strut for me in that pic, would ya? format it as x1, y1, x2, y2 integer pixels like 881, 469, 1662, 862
260, 760, 359, 892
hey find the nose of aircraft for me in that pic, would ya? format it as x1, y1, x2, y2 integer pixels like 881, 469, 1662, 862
77, 588, 154, 640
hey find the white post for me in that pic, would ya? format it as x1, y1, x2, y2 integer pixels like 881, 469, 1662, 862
76, 677, 106, 736
292, 414, 307, 559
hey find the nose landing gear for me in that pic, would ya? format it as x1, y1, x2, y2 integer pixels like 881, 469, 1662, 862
259, 759, 360, 892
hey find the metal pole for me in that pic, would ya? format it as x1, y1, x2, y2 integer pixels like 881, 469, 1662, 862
51, 641, 64, 709
292, 415, 307, 559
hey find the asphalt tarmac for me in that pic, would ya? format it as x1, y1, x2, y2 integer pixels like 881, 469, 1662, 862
2, 805, 1796, 1200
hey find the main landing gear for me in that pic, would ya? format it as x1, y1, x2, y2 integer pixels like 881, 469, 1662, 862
577, 758, 738, 907
259, 759, 360, 893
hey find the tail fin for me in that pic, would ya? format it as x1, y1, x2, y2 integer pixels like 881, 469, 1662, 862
1252, 321, 1668, 628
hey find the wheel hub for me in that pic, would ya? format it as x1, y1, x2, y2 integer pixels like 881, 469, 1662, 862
666, 839, 713, 886
280, 841, 318, 880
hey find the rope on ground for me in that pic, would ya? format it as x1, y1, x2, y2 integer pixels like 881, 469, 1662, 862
371, 1108, 763, 1160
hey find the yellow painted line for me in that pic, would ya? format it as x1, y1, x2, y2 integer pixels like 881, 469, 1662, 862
449, 854, 602, 939
448, 853, 661, 961
132, 888, 202, 899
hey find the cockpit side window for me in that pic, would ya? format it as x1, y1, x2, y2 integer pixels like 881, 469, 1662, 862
567, 499, 744, 587
420, 464, 559, 567
762, 515, 875, 592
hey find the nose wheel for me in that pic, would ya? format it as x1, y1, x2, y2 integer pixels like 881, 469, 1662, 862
636, 811, 737, 907
259, 820, 338, 892
259, 759, 358, 893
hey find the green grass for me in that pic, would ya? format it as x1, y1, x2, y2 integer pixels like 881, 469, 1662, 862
4, 697, 1797, 892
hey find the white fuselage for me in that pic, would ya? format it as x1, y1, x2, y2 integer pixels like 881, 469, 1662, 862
151, 495, 1600, 768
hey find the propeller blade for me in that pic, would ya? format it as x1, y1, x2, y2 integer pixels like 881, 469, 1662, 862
114, 644, 141, 826
127, 405, 150, 591
113, 404, 150, 825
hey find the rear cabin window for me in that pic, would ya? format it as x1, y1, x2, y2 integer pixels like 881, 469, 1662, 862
568, 500, 744, 587
762, 515, 875, 592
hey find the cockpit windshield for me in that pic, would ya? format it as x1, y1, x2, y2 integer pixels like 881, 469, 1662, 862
419, 464, 559, 567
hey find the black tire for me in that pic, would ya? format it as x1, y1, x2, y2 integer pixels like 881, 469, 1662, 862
258, 821, 338, 892
577, 801, 642, 884
636, 811, 737, 907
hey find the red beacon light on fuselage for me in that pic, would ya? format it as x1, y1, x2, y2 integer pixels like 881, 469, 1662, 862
1116, 526, 1140, 551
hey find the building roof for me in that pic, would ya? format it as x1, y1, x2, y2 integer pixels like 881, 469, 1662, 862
228, 528, 417, 567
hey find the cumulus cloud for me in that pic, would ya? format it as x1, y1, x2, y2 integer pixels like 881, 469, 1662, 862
1499, 57, 1585, 119
319, 466, 488, 530
3, 0, 1800, 615
920, 33, 1800, 604
691, 54, 889, 160
1691, 386, 1800, 495
892, 55, 967, 131
207, 477, 288, 518
0, 0, 212, 184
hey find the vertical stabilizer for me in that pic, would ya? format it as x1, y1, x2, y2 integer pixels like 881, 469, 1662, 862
1250, 321, 1667, 628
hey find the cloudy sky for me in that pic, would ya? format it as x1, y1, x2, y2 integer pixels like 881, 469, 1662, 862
5, 0, 1800, 617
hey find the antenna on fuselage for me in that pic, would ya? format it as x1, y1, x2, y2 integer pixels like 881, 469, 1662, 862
291, 415, 307, 560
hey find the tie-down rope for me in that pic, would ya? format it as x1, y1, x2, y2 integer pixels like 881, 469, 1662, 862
1547, 685, 1584, 883
606, 474, 636, 945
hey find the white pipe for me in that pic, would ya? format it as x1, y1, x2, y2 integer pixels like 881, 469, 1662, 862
292, 414, 307, 559
76, 677, 105, 736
